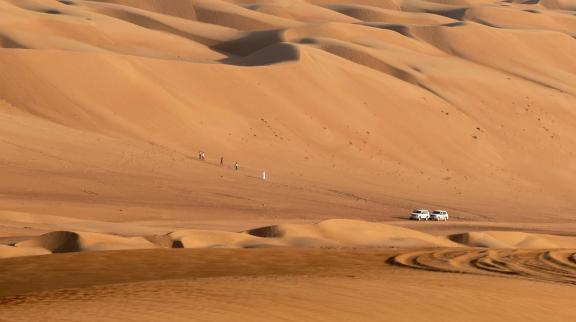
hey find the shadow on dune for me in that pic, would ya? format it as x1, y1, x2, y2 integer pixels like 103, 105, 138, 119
213, 29, 283, 56
23, 231, 81, 253
425, 8, 468, 20
246, 225, 283, 238
0, 35, 26, 49
219, 42, 300, 66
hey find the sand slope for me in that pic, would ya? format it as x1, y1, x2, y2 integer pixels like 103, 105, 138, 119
0, 244, 50, 259
0, 0, 575, 223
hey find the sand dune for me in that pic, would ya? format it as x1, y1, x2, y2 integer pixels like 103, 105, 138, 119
4, 218, 576, 259
324, 3, 454, 24
84, 1, 239, 46
168, 229, 282, 248
0, 219, 460, 257
449, 230, 576, 248
246, 218, 458, 247
1, 1, 575, 320
1, 0, 575, 223
15, 230, 158, 253
8, 219, 576, 259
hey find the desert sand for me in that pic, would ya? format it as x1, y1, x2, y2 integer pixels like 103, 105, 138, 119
1, 247, 576, 322
1, 0, 576, 223
1, 0, 576, 321
2, 219, 576, 321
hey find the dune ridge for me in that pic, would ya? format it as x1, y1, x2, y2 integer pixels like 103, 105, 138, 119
5, 219, 459, 255
4, 219, 576, 259
245, 219, 459, 247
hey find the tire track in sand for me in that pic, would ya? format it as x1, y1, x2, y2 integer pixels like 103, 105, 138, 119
389, 249, 576, 285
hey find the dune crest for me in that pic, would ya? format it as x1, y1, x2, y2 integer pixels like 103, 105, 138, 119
166, 219, 460, 249
5, 219, 576, 259
247, 219, 459, 247
168, 229, 283, 248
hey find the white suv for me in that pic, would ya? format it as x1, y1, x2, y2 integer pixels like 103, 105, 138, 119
410, 209, 430, 221
431, 210, 449, 221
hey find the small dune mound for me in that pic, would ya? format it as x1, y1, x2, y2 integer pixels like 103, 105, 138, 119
16, 231, 158, 253
449, 231, 576, 249
16, 231, 81, 253
0, 244, 51, 259
247, 219, 458, 248
168, 230, 283, 248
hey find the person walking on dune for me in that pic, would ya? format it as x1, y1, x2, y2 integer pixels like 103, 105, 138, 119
220, 157, 224, 167
234, 162, 239, 171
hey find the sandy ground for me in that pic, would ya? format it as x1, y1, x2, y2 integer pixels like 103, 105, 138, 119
1, 248, 576, 322
1, 0, 576, 320
1, 219, 575, 321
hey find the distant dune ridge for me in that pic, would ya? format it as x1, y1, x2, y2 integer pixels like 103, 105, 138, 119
0, 0, 575, 224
